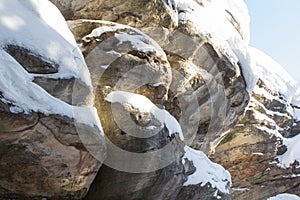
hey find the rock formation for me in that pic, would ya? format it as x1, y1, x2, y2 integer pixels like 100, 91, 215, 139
1, 0, 300, 199
0, 1, 105, 199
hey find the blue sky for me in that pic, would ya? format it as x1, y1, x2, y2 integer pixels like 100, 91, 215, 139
244, 0, 300, 82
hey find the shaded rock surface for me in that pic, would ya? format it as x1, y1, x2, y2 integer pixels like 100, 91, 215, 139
177, 184, 230, 200
0, 101, 104, 199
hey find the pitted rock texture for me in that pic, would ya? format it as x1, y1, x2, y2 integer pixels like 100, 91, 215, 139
57, 0, 250, 155
85, 101, 187, 200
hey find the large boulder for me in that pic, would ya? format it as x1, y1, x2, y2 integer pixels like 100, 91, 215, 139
141, 0, 251, 153
0, 105, 104, 199
143, 27, 249, 153
69, 19, 232, 199
56, 0, 251, 156
0, 1, 105, 198
69, 20, 186, 199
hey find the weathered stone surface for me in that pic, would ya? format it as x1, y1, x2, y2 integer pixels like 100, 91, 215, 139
177, 184, 230, 200
0, 106, 105, 199
143, 27, 249, 154
85, 101, 186, 199
3, 0, 300, 199
211, 80, 300, 199
68, 20, 191, 199
63, 1, 250, 156
68, 20, 172, 105
33, 77, 92, 106
0, 66, 104, 198
51, 0, 177, 29
5, 45, 59, 74
67, 19, 235, 199
0, 9, 105, 199
4, 44, 93, 106
139, 1, 250, 154
0, 67, 105, 198
86, 163, 185, 200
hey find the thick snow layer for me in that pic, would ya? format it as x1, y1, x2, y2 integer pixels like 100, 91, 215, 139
182, 146, 231, 194
0, 0, 91, 86
105, 91, 184, 140
249, 47, 298, 103
168, 0, 250, 43
268, 193, 300, 200
249, 47, 300, 124
293, 108, 300, 121
0, 48, 102, 132
0, 0, 102, 131
224, 0, 250, 43
228, 38, 258, 92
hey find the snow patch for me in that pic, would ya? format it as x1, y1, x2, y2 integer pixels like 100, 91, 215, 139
232, 187, 250, 191
82, 21, 166, 59
268, 193, 300, 200
0, 0, 91, 86
249, 47, 298, 104
105, 91, 184, 140
0, 49, 102, 132
227, 37, 258, 92
182, 146, 231, 194
0, 0, 102, 131
169, 0, 250, 43
277, 134, 300, 168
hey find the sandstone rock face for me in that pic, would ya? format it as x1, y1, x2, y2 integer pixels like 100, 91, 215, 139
50, 0, 177, 28
68, 20, 172, 103
0, 1, 106, 199
2, 0, 300, 199
54, 0, 250, 155
210, 82, 300, 200
0, 102, 103, 199
63, 0, 252, 199
65, 1, 300, 198
0, 52, 105, 199
67, 19, 233, 199
69, 20, 187, 199
143, 27, 249, 153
